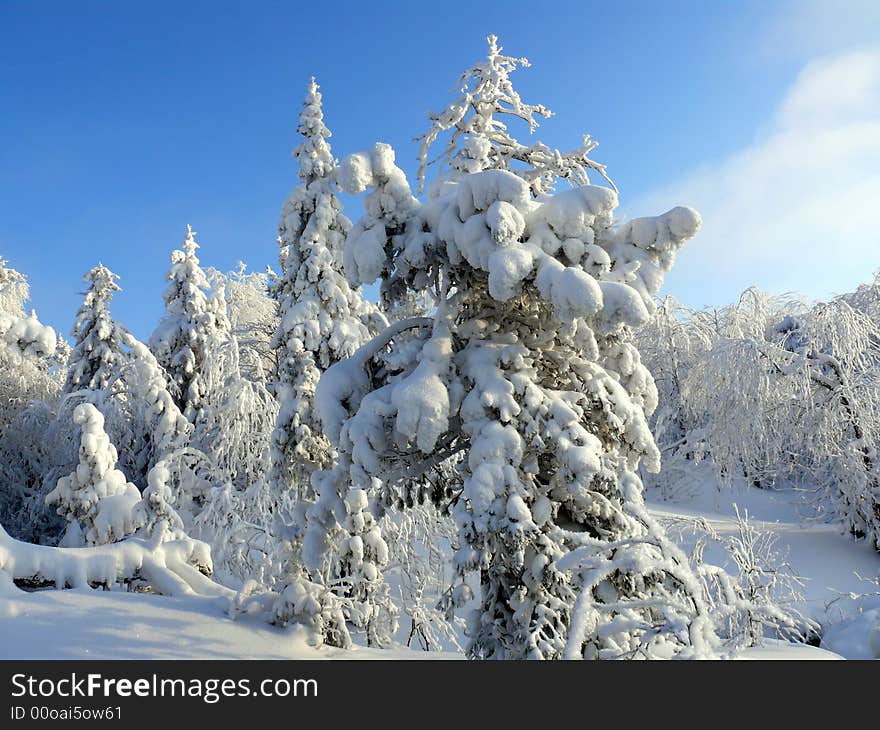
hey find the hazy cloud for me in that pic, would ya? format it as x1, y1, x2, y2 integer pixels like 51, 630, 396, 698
634, 47, 880, 308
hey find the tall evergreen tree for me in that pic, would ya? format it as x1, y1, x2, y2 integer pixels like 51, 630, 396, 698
269, 78, 374, 495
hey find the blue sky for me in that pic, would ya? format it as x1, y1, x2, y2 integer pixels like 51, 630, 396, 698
1, 0, 878, 339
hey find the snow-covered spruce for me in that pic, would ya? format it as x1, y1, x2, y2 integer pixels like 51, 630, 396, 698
137, 458, 188, 542
64, 264, 126, 395
45, 403, 143, 547
269, 78, 377, 495
150, 225, 231, 420
312, 36, 716, 659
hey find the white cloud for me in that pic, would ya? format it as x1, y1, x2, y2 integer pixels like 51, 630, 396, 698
633, 48, 880, 308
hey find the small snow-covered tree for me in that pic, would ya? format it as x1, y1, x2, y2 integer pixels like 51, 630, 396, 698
64, 264, 126, 395
335, 488, 394, 644
150, 225, 231, 420
269, 78, 375, 493
309, 37, 718, 658
137, 458, 187, 542
45, 403, 143, 546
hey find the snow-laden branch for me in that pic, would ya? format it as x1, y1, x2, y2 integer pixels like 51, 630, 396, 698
0, 523, 232, 599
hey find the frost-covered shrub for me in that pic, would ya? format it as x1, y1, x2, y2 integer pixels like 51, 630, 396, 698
46, 403, 143, 546
190, 332, 277, 490
307, 36, 716, 659
675, 511, 817, 650
634, 296, 714, 487
382, 500, 466, 652
0, 402, 64, 543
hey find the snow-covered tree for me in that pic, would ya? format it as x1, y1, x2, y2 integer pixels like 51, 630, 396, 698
0, 258, 29, 316
634, 297, 717, 499
137, 458, 187, 542
207, 262, 279, 383
64, 264, 126, 395
189, 331, 278, 489
150, 225, 231, 420
308, 37, 718, 658
46, 403, 143, 546
269, 78, 375, 493
689, 295, 880, 543
415, 34, 613, 197
0, 259, 67, 542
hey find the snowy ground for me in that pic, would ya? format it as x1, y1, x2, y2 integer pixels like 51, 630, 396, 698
650, 483, 880, 659
1, 482, 876, 660
0, 582, 459, 660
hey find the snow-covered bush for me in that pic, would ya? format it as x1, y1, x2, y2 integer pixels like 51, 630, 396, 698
45, 403, 143, 547
678, 511, 817, 649
307, 36, 716, 659
382, 500, 466, 652
0, 402, 63, 543
266, 574, 351, 649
